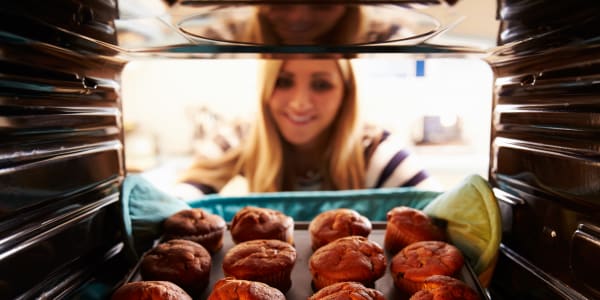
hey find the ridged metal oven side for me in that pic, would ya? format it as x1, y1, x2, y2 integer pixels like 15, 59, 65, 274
0, 1, 128, 299
487, 1, 600, 299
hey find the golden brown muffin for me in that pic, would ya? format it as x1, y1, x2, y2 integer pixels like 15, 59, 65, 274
309, 236, 387, 291
207, 277, 286, 300
230, 206, 294, 244
409, 275, 480, 300
163, 208, 227, 253
309, 208, 372, 250
222, 239, 297, 292
140, 239, 211, 296
390, 241, 464, 295
308, 281, 385, 300
111, 281, 192, 300
384, 206, 446, 254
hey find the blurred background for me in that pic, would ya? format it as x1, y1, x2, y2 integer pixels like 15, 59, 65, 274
119, 0, 498, 194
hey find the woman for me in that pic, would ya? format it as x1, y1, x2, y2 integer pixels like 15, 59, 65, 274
200, 4, 402, 46
174, 58, 439, 199
244, 5, 365, 45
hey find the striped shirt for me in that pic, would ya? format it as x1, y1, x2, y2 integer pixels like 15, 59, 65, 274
174, 127, 439, 199
364, 130, 437, 190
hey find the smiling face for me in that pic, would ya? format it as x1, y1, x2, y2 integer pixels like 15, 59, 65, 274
268, 60, 345, 150
260, 5, 347, 44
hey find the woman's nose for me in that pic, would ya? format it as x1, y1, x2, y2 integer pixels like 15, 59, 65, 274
288, 87, 313, 111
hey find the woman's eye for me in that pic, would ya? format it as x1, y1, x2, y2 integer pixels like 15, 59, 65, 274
311, 80, 333, 91
275, 77, 293, 89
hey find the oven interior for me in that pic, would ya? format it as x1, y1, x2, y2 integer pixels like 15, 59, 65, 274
1, 0, 599, 299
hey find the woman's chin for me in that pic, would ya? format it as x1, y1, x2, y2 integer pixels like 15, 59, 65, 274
278, 33, 320, 45
284, 136, 318, 149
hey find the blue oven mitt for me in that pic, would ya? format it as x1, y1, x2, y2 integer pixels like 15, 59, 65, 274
120, 174, 190, 260
189, 188, 442, 222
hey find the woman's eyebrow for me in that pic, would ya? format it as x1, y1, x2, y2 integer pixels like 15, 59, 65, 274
311, 72, 334, 78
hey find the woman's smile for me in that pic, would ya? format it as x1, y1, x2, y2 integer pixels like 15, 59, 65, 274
284, 112, 315, 125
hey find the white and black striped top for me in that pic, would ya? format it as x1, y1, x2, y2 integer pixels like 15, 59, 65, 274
364, 130, 434, 189
176, 128, 439, 198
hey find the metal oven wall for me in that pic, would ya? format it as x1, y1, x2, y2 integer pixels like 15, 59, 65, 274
0, 1, 128, 299
487, 0, 600, 299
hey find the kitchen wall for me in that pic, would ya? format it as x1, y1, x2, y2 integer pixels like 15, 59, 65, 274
122, 57, 493, 191
353, 58, 493, 188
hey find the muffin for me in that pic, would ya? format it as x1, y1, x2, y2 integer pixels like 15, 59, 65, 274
390, 241, 464, 295
140, 239, 211, 296
309, 236, 387, 291
309, 208, 372, 250
207, 277, 286, 300
230, 206, 294, 244
409, 275, 480, 300
384, 206, 446, 254
308, 281, 385, 300
163, 208, 227, 253
111, 281, 192, 300
222, 239, 297, 292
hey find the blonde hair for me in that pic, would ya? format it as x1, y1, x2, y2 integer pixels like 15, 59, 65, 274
181, 59, 366, 193
243, 5, 365, 45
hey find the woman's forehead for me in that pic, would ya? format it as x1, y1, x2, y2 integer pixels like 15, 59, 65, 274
281, 60, 340, 75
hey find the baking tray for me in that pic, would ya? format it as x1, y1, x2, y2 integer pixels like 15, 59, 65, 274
125, 222, 489, 300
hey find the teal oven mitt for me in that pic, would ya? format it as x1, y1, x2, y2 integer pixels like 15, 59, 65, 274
423, 174, 502, 287
189, 187, 442, 222
120, 175, 190, 260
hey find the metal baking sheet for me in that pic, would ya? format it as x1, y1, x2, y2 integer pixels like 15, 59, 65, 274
127, 222, 489, 300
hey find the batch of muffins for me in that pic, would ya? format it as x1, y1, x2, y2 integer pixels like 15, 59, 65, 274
111, 206, 481, 300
